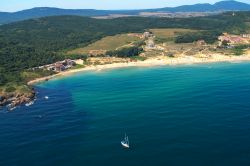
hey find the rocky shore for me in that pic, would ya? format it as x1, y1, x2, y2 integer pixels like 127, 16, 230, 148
0, 89, 35, 110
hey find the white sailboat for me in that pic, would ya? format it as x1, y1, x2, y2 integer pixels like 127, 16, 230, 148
121, 133, 130, 148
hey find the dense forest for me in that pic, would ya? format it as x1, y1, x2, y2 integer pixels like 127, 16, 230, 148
0, 11, 249, 86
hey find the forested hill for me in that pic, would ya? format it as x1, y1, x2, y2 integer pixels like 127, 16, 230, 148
1, 0, 250, 24
0, 12, 249, 85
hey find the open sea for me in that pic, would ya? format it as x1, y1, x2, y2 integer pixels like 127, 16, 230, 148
1, 62, 250, 166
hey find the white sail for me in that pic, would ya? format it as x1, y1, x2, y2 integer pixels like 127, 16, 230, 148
121, 133, 130, 148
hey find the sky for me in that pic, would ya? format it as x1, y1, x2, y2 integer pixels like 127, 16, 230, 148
0, 0, 250, 12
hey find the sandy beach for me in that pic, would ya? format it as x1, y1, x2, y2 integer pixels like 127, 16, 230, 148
27, 53, 250, 85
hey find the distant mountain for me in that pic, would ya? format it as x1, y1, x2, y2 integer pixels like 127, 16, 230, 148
0, 8, 141, 25
214, 0, 250, 10
157, 1, 250, 12
0, 0, 250, 24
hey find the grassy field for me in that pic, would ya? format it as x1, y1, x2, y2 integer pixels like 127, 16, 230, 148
150, 28, 198, 39
67, 34, 142, 55
150, 28, 199, 44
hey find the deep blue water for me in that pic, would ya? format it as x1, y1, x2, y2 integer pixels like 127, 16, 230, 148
1, 62, 250, 166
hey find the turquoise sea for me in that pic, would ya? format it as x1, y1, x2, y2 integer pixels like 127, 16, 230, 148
1, 62, 250, 166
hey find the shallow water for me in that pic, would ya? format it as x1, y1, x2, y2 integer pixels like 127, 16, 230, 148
1, 62, 250, 166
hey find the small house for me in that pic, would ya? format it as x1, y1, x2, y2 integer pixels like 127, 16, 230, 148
64, 59, 76, 66
242, 34, 250, 38
218, 33, 249, 46
55, 63, 65, 72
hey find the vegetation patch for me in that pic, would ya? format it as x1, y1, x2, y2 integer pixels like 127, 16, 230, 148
175, 31, 221, 44
70, 64, 85, 69
5, 85, 16, 93
232, 44, 250, 56
21, 69, 56, 82
150, 28, 198, 44
106, 46, 143, 57
150, 28, 198, 40
130, 56, 147, 61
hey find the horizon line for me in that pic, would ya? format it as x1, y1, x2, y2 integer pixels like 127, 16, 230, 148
0, 0, 248, 13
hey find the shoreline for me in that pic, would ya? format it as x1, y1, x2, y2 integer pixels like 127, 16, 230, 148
28, 54, 250, 85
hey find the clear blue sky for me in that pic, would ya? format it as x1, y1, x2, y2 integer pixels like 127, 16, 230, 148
0, 0, 250, 12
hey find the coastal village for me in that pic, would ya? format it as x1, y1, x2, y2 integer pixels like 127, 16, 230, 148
33, 59, 81, 72
218, 33, 250, 46
137, 31, 250, 63
26, 31, 250, 75
143, 31, 250, 50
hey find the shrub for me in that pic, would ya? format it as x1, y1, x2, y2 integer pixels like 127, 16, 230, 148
5, 86, 16, 92
106, 46, 143, 57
